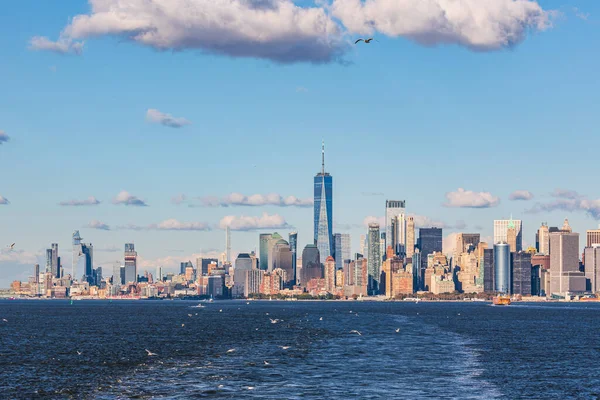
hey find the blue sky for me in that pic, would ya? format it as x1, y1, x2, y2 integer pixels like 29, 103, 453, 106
0, 0, 599, 286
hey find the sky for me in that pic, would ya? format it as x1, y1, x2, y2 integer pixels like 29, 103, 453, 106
0, 0, 599, 287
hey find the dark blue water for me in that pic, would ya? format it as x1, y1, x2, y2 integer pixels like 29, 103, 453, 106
1, 300, 599, 399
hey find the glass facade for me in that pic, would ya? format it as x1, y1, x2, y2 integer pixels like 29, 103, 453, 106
512, 252, 532, 296
494, 243, 511, 294
289, 232, 298, 284
259, 233, 271, 271
314, 173, 333, 260
367, 223, 381, 295
418, 228, 443, 271
301, 244, 321, 284
124, 243, 137, 283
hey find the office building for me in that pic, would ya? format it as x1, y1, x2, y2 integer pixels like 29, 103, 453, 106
272, 241, 293, 286
301, 244, 321, 285
587, 229, 600, 247
259, 233, 271, 271
454, 233, 480, 263
246, 269, 263, 296
334, 233, 351, 271
197, 257, 218, 276
390, 213, 406, 255
79, 242, 94, 284
536, 223, 550, 255
124, 243, 137, 284
359, 235, 367, 257
584, 246, 600, 293
367, 223, 381, 294
406, 216, 415, 259
494, 243, 510, 294
180, 261, 193, 275
494, 218, 523, 251
550, 231, 586, 295
289, 232, 298, 285
233, 253, 253, 298
512, 252, 532, 296
385, 200, 406, 252
418, 228, 443, 272
324, 256, 336, 293
314, 141, 333, 259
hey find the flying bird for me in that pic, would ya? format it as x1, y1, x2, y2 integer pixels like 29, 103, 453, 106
263, 360, 270, 365
355, 38, 377, 44
77, 351, 82, 355
1, 319, 7, 322
279, 346, 291, 350
145, 349, 158, 356
319, 317, 323, 321
395, 328, 400, 333
350, 330, 362, 336
8, 243, 15, 250
226, 348, 236, 354
270, 318, 279, 324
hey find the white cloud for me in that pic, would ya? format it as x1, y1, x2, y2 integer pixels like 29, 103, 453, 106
0, 249, 40, 265
363, 216, 386, 228
38, 0, 346, 64
59, 196, 101, 206
219, 213, 290, 231
331, 0, 551, 51
0, 196, 9, 205
113, 191, 148, 207
411, 214, 448, 229
153, 219, 211, 231
509, 190, 534, 201
551, 188, 582, 200
444, 188, 500, 208
0, 131, 9, 145
88, 219, 110, 230
443, 232, 458, 255
573, 8, 590, 21
29, 36, 84, 55
526, 193, 600, 220
146, 108, 191, 128
199, 192, 313, 208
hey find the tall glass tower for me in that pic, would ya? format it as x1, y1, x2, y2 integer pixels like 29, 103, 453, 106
289, 232, 298, 285
314, 141, 333, 261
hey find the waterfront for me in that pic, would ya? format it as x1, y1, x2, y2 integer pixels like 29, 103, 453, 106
1, 300, 598, 399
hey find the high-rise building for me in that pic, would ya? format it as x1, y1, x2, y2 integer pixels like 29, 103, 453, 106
234, 253, 253, 298
586, 229, 600, 247
385, 200, 406, 251
334, 233, 351, 271
359, 234, 367, 256
267, 233, 285, 271
494, 218, 523, 251
72, 230, 83, 279
512, 252, 532, 296
259, 233, 271, 271
50, 243, 59, 278
536, 223, 550, 255
272, 241, 293, 286
196, 258, 218, 276
45, 248, 53, 275
80, 243, 94, 284
584, 246, 600, 293
367, 223, 381, 295
550, 231, 585, 295
418, 228, 443, 272
483, 249, 494, 292
324, 256, 336, 293
156, 266, 163, 282
124, 243, 137, 284
180, 261, 193, 275
314, 141, 333, 260
453, 233, 481, 263
301, 244, 321, 285
494, 243, 511, 294
289, 232, 298, 285
225, 226, 231, 264
406, 216, 415, 259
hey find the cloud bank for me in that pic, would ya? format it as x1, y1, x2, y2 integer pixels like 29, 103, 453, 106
509, 190, 534, 201
88, 220, 110, 230
146, 108, 191, 128
199, 193, 313, 208
527, 191, 600, 220
29, 0, 551, 63
113, 191, 148, 207
60, 196, 101, 206
444, 188, 500, 208
219, 213, 290, 231
120, 219, 211, 231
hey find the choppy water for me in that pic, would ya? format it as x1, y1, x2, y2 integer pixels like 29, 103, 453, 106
1, 300, 599, 399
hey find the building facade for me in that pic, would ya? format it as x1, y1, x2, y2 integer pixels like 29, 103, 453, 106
314, 142, 333, 260
494, 243, 511, 294
385, 200, 406, 253
367, 223, 381, 295
494, 219, 523, 251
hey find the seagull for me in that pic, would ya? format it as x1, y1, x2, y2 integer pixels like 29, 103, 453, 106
7, 243, 15, 250
319, 317, 323, 321
181, 324, 185, 327
77, 351, 82, 355
279, 346, 291, 350
246, 386, 255, 390
270, 318, 279, 324
188, 314, 192, 317
395, 328, 400, 333
226, 348, 236, 354
263, 360, 270, 365
2, 319, 7, 322
350, 330, 362, 336
246, 302, 250, 305
145, 349, 158, 356
355, 38, 377, 44
219, 309, 223, 313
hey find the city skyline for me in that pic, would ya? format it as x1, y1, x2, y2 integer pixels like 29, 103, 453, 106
1, 1, 600, 287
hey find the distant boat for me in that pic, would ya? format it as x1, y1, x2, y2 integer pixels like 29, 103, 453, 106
191, 303, 205, 308
493, 295, 511, 306
403, 297, 420, 303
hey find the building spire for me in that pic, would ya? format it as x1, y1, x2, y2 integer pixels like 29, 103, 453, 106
321, 140, 325, 175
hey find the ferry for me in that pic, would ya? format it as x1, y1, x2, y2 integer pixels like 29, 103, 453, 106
403, 297, 421, 303
492, 295, 511, 306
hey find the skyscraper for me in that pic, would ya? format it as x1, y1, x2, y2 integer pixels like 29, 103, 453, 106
259, 233, 271, 271
72, 230, 82, 279
418, 228, 443, 272
225, 226, 231, 264
197, 257, 218, 276
51, 243, 59, 278
453, 233, 481, 262
301, 244, 321, 285
385, 200, 406, 251
45, 248, 52, 275
234, 253, 253, 298
314, 141, 333, 260
494, 242, 511, 294
584, 245, 600, 293
272, 241, 293, 286
324, 256, 336, 293
512, 252, 532, 296
367, 223, 381, 295
334, 233, 351, 271
483, 249, 494, 292
390, 213, 406, 255
536, 223, 550, 255
586, 228, 600, 247
289, 232, 298, 285
406, 217, 415, 259
494, 218, 523, 251
124, 243, 137, 284
550, 231, 585, 295
79, 242, 94, 284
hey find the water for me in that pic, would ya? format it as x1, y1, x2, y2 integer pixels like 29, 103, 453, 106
1, 300, 599, 399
